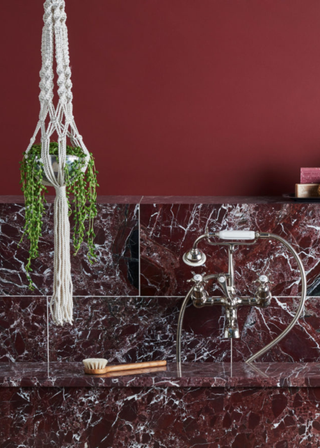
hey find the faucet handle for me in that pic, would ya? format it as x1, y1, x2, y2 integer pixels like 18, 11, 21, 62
255, 275, 274, 285
254, 274, 273, 307
187, 273, 207, 284
217, 274, 231, 298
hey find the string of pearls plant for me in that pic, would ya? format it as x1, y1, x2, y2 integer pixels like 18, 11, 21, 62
19, 142, 99, 290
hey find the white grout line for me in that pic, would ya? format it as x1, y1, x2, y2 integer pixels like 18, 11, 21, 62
137, 196, 144, 296
0, 295, 189, 299
230, 338, 233, 374
0, 295, 314, 298
46, 296, 50, 377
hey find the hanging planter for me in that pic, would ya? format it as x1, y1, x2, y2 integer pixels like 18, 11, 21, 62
20, 142, 98, 285
20, 0, 98, 326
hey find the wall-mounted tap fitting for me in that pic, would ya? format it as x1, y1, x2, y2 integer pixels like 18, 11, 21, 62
187, 273, 209, 308
176, 230, 306, 365
254, 275, 272, 307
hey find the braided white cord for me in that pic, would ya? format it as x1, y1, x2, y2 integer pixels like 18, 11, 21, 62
52, 0, 89, 164
25, 0, 90, 325
26, 0, 55, 154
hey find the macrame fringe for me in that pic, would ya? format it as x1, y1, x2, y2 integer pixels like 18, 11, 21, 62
50, 186, 73, 325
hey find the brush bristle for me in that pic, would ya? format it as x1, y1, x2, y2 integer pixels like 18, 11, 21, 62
83, 358, 108, 370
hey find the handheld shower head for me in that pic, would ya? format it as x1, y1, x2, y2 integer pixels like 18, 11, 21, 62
182, 248, 206, 266
177, 229, 307, 366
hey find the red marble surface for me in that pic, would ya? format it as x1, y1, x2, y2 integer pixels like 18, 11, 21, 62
1, 197, 320, 447
46, 296, 320, 364
1, 362, 320, 388
0, 195, 143, 204
0, 382, 319, 447
0, 297, 47, 363
0, 195, 295, 204
0, 203, 138, 296
140, 196, 290, 204
234, 297, 320, 362
140, 203, 320, 296
1, 296, 320, 364
48, 297, 184, 363
180, 296, 320, 363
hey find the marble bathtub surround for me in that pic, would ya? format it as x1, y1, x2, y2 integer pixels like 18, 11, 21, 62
1, 380, 320, 447
1, 197, 320, 447
1, 296, 320, 364
1, 197, 320, 368
140, 203, 320, 297
0, 203, 139, 296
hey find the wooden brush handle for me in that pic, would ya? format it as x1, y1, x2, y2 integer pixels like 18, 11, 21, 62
105, 360, 166, 373
104, 366, 167, 378
84, 360, 167, 375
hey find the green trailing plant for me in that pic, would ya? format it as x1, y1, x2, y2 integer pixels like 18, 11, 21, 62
19, 142, 99, 289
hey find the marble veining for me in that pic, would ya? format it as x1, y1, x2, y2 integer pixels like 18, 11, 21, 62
0, 203, 139, 296
140, 203, 320, 297
0, 297, 47, 363
0, 382, 320, 447
48, 296, 320, 364
2, 197, 320, 447
1, 296, 320, 365
1, 362, 320, 388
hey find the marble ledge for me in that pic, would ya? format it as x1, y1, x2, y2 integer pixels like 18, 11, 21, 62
1, 362, 320, 388
0, 195, 315, 204
0, 195, 143, 204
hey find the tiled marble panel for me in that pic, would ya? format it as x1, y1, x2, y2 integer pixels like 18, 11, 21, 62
0, 203, 139, 296
0, 297, 47, 362
48, 296, 232, 363
1, 295, 319, 365
140, 203, 320, 297
234, 297, 320, 362
46, 296, 320, 364
0, 386, 319, 447
180, 296, 320, 363
48, 296, 193, 363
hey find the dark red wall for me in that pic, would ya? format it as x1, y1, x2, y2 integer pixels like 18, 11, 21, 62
1, 0, 320, 196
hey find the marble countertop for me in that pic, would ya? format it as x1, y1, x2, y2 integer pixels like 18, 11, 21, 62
0, 195, 310, 204
1, 362, 320, 388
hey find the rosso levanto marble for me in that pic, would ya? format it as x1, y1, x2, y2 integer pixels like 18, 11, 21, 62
0, 202, 139, 296
2, 362, 320, 388
0, 297, 47, 363
2, 196, 320, 448
0, 384, 319, 447
1, 296, 320, 364
140, 203, 320, 297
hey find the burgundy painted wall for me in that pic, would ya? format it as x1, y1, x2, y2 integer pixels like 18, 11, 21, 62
1, 1, 320, 196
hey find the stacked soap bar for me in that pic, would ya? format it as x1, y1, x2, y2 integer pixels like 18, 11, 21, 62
295, 168, 320, 198
300, 168, 320, 183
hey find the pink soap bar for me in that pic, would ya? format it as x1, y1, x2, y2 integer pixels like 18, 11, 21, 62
300, 168, 320, 184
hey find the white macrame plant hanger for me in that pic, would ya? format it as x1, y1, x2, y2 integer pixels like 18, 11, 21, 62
25, 0, 90, 325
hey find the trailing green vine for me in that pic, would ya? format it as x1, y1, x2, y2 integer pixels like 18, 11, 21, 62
19, 142, 99, 289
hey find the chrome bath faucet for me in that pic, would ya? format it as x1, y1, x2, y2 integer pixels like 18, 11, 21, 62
176, 231, 306, 365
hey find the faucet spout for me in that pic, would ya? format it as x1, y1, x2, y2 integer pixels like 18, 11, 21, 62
224, 307, 240, 339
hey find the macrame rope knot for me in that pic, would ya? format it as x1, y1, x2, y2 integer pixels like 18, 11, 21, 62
55, 185, 66, 198
26, 0, 90, 326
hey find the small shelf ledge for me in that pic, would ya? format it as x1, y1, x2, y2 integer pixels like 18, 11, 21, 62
1, 362, 320, 389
